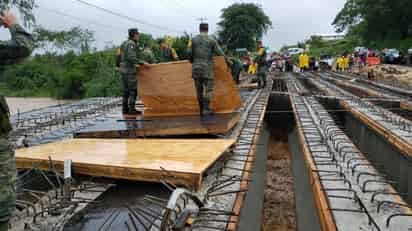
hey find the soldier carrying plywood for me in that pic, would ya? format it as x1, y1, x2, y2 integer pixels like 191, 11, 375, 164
189, 23, 225, 117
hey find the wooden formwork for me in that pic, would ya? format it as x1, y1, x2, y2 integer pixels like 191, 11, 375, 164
16, 139, 236, 189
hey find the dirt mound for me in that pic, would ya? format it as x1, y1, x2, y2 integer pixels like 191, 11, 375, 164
365, 65, 412, 89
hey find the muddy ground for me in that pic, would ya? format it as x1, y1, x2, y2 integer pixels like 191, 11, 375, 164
262, 133, 297, 231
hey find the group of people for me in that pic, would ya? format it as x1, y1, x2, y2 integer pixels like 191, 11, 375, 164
336, 54, 354, 72
118, 23, 269, 116
117, 32, 179, 115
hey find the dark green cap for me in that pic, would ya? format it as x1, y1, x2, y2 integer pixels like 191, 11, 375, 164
199, 23, 209, 31
128, 28, 139, 37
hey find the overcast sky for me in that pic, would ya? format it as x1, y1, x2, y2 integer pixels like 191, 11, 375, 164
1, 0, 346, 51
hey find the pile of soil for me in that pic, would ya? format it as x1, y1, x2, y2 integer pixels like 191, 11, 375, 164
262, 134, 296, 231
364, 64, 412, 89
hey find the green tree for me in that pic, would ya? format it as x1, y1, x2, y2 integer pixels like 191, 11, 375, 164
0, 0, 36, 26
333, 0, 412, 45
33, 26, 95, 54
218, 3, 272, 51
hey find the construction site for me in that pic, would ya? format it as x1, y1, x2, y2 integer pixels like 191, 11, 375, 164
4, 57, 411, 231
2, 1, 412, 231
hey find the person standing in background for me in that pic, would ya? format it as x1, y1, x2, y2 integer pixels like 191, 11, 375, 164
159, 40, 179, 62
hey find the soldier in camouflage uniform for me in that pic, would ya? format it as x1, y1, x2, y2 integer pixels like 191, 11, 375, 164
0, 11, 33, 231
229, 56, 242, 84
119, 28, 149, 115
189, 23, 225, 116
159, 40, 178, 63
141, 43, 157, 64
254, 41, 268, 89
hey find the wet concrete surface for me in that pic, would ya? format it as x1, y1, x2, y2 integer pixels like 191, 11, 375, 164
64, 181, 170, 231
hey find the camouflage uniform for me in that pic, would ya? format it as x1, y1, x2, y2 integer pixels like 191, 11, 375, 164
120, 39, 144, 114
255, 49, 268, 88
141, 48, 157, 64
159, 47, 178, 63
189, 33, 224, 116
229, 57, 242, 84
0, 23, 33, 230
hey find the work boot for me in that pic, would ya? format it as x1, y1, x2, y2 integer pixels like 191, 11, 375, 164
128, 108, 143, 115
201, 100, 216, 124
203, 100, 214, 116
128, 90, 138, 115
198, 100, 204, 117
122, 98, 128, 114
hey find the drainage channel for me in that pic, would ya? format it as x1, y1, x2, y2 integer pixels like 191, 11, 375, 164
287, 76, 412, 230
261, 90, 297, 231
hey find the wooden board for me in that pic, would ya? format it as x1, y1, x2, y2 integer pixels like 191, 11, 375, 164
138, 56, 242, 116
75, 113, 240, 138
16, 139, 236, 189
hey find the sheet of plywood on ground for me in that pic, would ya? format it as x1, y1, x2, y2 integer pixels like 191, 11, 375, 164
340, 101, 412, 157
290, 96, 338, 231
138, 56, 242, 116
16, 139, 235, 189
75, 113, 240, 138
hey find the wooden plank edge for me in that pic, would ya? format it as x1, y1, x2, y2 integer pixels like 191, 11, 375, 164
289, 96, 338, 231
74, 113, 241, 138
16, 157, 201, 190
340, 101, 412, 158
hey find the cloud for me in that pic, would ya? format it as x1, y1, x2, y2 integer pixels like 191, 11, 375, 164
1, 0, 346, 50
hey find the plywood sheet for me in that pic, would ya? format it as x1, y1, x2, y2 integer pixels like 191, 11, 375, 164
16, 139, 235, 189
75, 113, 240, 138
138, 56, 242, 116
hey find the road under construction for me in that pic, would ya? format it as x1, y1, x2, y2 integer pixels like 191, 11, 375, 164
6, 63, 412, 230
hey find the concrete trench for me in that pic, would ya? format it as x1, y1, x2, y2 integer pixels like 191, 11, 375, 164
256, 72, 412, 230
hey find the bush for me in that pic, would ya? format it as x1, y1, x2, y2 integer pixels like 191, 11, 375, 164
0, 50, 122, 99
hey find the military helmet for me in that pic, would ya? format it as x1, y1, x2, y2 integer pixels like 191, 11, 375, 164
128, 28, 139, 37
199, 23, 209, 31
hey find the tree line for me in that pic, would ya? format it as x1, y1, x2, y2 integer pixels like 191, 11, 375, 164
333, 0, 412, 50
